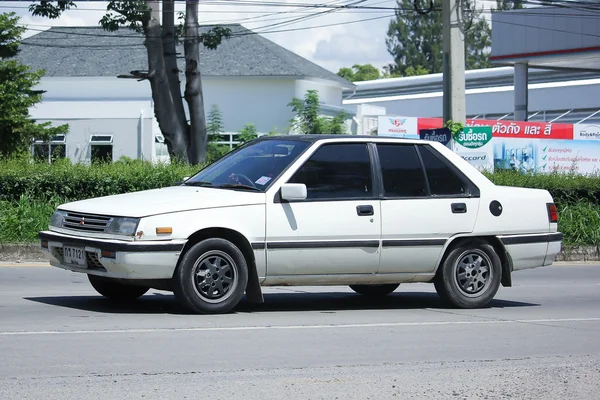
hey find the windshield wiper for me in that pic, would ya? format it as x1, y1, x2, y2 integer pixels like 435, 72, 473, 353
215, 183, 262, 192
182, 181, 213, 187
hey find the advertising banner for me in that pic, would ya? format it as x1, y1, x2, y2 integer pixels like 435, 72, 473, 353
574, 124, 600, 140
493, 138, 600, 175
417, 117, 574, 140
452, 126, 495, 173
375, 115, 600, 175
377, 116, 419, 138
419, 127, 452, 147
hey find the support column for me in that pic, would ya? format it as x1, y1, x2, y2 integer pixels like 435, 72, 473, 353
442, 0, 466, 124
514, 62, 528, 121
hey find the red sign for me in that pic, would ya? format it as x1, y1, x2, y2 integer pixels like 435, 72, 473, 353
417, 118, 574, 140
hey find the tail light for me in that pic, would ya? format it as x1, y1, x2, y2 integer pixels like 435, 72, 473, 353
547, 203, 558, 223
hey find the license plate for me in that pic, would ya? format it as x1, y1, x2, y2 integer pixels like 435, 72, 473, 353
63, 246, 87, 268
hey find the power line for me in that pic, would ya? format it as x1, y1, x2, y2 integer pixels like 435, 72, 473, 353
17, 12, 397, 47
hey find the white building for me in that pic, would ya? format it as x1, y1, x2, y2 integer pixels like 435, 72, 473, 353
15, 24, 358, 164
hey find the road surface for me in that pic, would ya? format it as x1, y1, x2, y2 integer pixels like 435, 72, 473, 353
1, 262, 599, 399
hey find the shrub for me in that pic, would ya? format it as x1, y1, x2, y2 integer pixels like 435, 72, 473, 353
0, 157, 201, 203
484, 170, 600, 206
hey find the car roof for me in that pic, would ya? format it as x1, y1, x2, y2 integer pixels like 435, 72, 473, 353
255, 134, 423, 143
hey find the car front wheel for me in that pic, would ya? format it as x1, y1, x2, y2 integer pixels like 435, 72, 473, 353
434, 240, 502, 309
173, 238, 248, 314
349, 284, 399, 297
88, 274, 149, 301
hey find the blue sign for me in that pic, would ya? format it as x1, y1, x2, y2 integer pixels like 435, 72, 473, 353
419, 128, 452, 147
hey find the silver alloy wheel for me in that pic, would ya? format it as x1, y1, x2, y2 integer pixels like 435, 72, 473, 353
191, 250, 238, 304
452, 249, 493, 298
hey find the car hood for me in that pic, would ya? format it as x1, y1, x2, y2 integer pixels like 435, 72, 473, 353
57, 186, 266, 218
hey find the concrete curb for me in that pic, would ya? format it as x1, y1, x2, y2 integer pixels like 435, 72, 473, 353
0, 243, 47, 263
1, 242, 599, 263
555, 245, 600, 262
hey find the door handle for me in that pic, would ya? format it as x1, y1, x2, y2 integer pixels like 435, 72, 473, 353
356, 205, 374, 216
451, 203, 467, 214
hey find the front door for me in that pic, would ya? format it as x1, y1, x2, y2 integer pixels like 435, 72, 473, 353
265, 142, 381, 276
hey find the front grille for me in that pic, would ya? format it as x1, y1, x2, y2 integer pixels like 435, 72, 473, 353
62, 212, 113, 233
87, 252, 107, 271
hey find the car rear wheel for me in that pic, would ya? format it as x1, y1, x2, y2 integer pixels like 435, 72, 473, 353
173, 238, 248, 314
88, 274, 149, 301
349, 283, 399, 297
434, 240, 502, 309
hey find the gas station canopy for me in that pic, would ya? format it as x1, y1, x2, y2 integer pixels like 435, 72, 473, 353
490, 5, 600, 72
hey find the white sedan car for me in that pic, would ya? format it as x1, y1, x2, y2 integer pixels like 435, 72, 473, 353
39, 135, 563, 314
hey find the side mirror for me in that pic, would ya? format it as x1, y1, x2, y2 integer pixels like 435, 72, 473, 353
183, 176, 190, 181
280, 183, 307, 201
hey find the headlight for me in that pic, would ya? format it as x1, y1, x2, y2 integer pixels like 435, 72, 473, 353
107, 217, 140, 236
49, 210, 67, 228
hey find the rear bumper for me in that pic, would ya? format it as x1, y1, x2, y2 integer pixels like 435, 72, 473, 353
38, 231, 186, 279
498, 232, 563, 271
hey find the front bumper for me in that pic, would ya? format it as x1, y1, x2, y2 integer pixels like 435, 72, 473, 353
39, 231, 187, 280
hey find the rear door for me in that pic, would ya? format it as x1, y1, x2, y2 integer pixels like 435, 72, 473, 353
376, 143, 480, 275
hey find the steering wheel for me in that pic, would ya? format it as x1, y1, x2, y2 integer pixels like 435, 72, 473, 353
229, 173, 257, 188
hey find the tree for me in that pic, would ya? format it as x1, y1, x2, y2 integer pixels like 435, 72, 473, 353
206, 104, 224, 138
29, 1, 231, 165
288, 90, 348, 135
385, 0, 492, 76
336, 63, 381, 82
0, 12, 68, 158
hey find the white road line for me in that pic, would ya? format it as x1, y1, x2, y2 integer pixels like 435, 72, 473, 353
1, 317, 599, 336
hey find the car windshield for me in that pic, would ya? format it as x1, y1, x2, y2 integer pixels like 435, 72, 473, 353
184, 138, 311, 191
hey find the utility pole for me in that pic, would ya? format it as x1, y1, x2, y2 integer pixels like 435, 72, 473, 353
442, 0, 466, 125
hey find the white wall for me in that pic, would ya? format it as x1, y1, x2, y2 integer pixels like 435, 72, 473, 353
35, 76, 333, 135
295, 78, 344, 109
200, 76, 297, 134
30, 100, 154, 163
34, 117, 152, 164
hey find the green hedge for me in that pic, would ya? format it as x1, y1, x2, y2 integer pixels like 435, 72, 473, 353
0, 157, 202, 203
0, 158, 599, 245
484, 170, 600, 206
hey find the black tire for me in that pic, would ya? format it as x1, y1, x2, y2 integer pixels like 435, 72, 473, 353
88, 274, 149, 301
434, 240, 502, 309
349, 283, 400, 297
172, 238, 248, 314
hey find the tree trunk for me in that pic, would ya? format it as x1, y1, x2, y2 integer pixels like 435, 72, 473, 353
183, 0, 207, 165
162, 0, 188, 136
145, 0, 188, 163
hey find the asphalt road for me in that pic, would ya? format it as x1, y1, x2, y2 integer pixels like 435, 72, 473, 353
1, 262, 599, 400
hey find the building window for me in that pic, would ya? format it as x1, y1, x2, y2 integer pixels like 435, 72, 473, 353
32, 135, 66, 163
155, 135, 169, 158
90, 135, 113, 164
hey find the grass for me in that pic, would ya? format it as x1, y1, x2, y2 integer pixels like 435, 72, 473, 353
0, 195, 63, 243
557, 202, 600, 247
